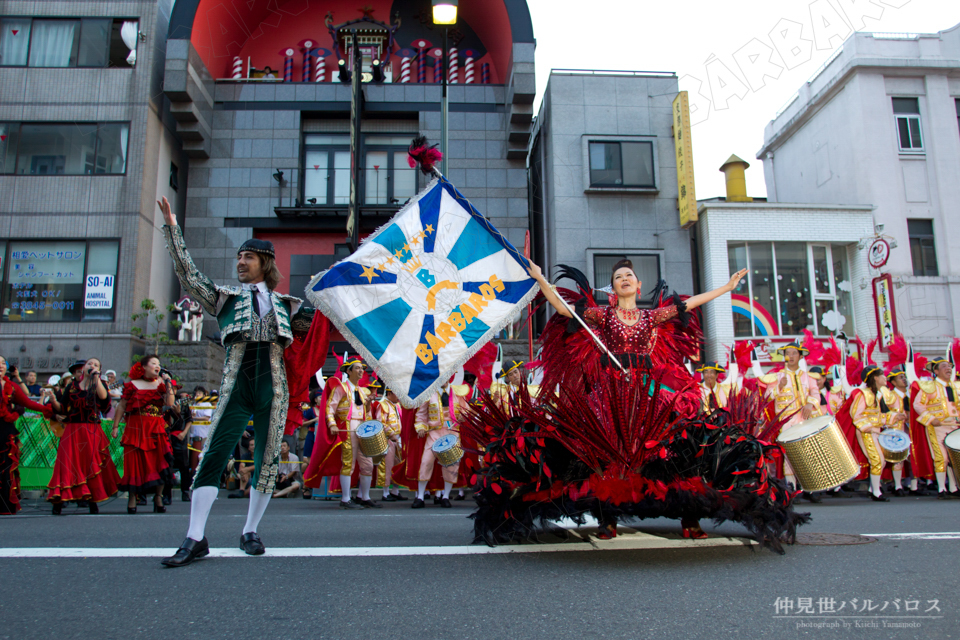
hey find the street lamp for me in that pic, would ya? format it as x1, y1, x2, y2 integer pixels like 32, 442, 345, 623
432, 0, 457, 175
432, 0, 458, 25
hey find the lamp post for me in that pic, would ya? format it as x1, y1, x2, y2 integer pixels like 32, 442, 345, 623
432, 0, 457, 176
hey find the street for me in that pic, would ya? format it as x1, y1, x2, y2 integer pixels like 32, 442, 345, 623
0, 491, 956, 640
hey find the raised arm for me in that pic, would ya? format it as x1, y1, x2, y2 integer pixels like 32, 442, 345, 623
157, 197, 221, 316
526, 262, 572, 318
684, 269, 748, 311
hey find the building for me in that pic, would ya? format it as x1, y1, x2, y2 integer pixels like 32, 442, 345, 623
696, 157, 876, 363
757, 23, 960, 354
0, 0, 537, 379
528, 70, 695, 311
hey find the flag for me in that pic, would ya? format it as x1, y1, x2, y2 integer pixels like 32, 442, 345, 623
306, 175, 537, 407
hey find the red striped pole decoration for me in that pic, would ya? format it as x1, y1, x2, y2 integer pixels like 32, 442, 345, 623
431, 48, 442, 83
314, 48, 331, 82
414, 40, 431, 84
397, 47, 414, 83
232, 56, 243, 80
462, 49, 478, 84
481, 62, 490, 84
300, 40, 314, 82
448, 47, 458, 84
280, 47, 294, 82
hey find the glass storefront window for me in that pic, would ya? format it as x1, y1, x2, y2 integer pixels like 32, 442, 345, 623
727, 241, 854, 338
1, 240, 119, 322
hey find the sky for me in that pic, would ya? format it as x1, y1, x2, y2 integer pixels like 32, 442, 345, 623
527, 0, 960, 200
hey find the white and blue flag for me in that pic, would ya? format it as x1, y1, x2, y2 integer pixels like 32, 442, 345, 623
306, 175, 537, 407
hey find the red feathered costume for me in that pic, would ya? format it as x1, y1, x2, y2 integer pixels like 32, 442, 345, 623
461, 266, 808, 554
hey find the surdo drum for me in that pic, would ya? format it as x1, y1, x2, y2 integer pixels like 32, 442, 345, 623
777, 415, 860, 492
876, 428, 911, 464
431, 433, 464, 467
356, 420, 389, 463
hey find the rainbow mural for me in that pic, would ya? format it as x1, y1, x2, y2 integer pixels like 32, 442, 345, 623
731, 294, 778, 336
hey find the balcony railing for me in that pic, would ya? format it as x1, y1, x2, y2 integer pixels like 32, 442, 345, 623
272, 166, 419, 218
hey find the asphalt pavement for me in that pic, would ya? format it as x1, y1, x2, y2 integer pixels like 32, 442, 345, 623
0, 490, 957, 640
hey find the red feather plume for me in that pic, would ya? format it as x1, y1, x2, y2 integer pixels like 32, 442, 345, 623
884, 335, 908, 375
952, 338, 960, 367
733, 340, 753, 374
407, 135, 443, 175
913, 352, 929, 379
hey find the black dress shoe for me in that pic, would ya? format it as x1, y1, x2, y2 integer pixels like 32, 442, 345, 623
802, 492, 823, 503
392, 493, 408, 501
439, 497, 452, 508
162, 496, 172, 506
52, 503, 63, 516
161, 537, 209, 567
870, 494, 889, 502
893, 489, 907, 497
88, 502, 99, 514
411, 498, 425, 509
937, 492, 953, 500
358, 499, 382, 509
339, 500, 364, 510
454, 493, 466, 501
381, 493, 399, 502
826, 488, 852, 498
240, 532, 265, 556
181, 492, 191, 502
433, 495, 441, 505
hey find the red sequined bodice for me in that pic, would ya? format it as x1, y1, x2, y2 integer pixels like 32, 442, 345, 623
121, 382, 167, 415
583, 305, 678, 357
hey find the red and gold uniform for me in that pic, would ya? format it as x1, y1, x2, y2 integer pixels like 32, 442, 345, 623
913, 372, 960, 495
372, 396, 403, 498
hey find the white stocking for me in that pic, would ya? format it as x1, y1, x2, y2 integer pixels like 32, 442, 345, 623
936, 471, 947, 494
340, 475, 352, 503
359, 475, 372, 501
186, 486, 217, 542
948, 467, 959, 493
442, 481, 452, 499
892, 467, 903, 490
908, 477, 918, 491
417, 480, 427, 500
869, 474, 882, 498
243, 489, 271, 534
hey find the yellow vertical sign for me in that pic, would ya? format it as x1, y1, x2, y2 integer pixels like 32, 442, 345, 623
673, 91, 697, 229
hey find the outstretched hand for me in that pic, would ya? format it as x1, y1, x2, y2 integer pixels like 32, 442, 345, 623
726, 268, 748, 292
526, 261, 544, 282
157, 196, 176, 227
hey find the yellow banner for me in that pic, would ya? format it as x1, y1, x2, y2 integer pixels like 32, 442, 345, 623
672, 91, 697, 229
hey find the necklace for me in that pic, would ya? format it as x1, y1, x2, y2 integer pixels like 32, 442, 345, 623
617, 306, 640, 322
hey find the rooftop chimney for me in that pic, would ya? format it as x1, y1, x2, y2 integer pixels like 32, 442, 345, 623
719, 154, 753, 202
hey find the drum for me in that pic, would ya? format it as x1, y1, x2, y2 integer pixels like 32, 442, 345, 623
777, 415, 860, 492
944, 429, 960, 478
431, 433, 463, 467
356, 420, 388, 459
876, 428, 911, 464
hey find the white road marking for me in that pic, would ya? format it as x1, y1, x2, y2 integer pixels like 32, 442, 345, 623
863, 532, 960, 540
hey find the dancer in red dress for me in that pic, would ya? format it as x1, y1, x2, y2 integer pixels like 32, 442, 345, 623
112, 356, 176, 514
46, 358, 120, 514
0, 355, 54, 515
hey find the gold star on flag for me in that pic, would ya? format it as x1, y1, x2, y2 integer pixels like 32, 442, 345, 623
410, 235, 421, 247
385, 255, 395, 265
360, 264, 377, 283
394, 248, 405, 259
425, 224, 434, 234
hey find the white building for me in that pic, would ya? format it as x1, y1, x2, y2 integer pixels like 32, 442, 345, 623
696, 159, 876, 363
757, 23, 960, 354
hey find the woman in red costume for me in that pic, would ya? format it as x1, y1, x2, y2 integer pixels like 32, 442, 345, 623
112, 355, 176, 514
0, 355, 54, 515
46, 358, 120, 514
460, 260, 808, 553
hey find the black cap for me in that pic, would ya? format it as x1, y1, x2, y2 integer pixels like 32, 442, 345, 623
861, 364, 883, 383
238, 238, 275, 258
68, 360, 87, 375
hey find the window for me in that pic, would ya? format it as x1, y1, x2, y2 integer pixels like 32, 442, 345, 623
592, 253, 661, 306
0, 17, 136, 68
907, 219, 938, 276
588, 141, 655, 188
169, 162, 179, 191
289, 246, 349, 308
893, 98, 923, 151
302, 134, 417, 206
1, 239, 120, 323
0, 122, 129, 175
728, 242, 853, 337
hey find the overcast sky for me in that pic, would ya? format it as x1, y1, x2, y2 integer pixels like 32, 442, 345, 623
527, 0, 960, 200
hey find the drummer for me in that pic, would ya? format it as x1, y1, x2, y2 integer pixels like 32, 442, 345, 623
761, 342, 821, 502
884, 365, 919, 496
807, 366, 830, 416
697, 361, 734, 414
412, 386, 457, 509
848, 365, 905, 501
491, 360, 525, 413
914, 357, 960, 499
326, 358, 377, 510
373, 387, 405, 502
